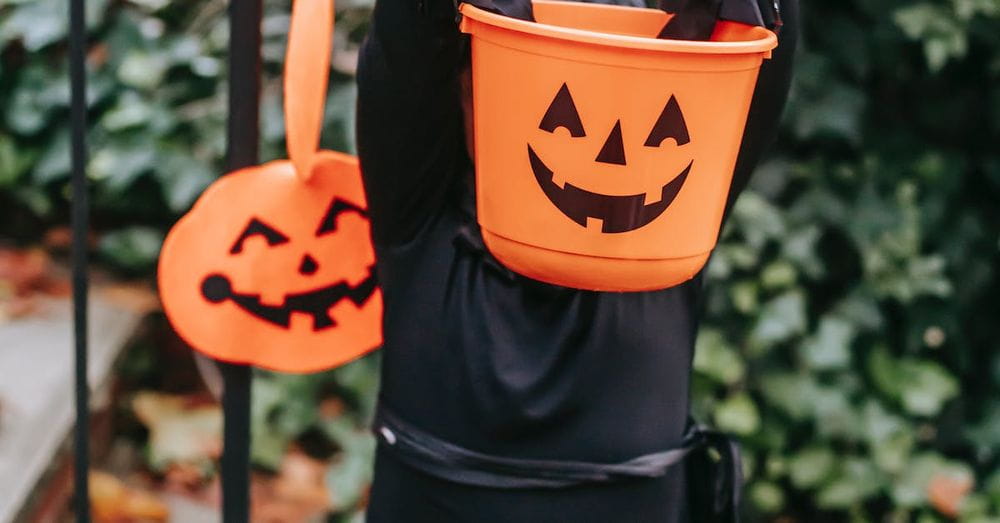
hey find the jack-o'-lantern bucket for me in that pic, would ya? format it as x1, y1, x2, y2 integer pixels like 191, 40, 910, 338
459, 0, 777, 291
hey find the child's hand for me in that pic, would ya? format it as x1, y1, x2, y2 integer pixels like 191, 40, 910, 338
461, 0, 534, 21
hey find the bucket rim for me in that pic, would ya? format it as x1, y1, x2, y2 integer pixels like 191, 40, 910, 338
460, 1, 777, 55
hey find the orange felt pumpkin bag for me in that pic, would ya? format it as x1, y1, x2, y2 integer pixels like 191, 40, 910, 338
158, 0, 382, 373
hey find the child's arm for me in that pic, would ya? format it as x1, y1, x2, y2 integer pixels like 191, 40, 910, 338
356, 0, 468, 246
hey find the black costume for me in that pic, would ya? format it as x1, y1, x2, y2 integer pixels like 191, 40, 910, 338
356, 0, 798, 520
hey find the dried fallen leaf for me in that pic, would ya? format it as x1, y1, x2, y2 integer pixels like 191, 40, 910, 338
927, 470, 973, 518
318, 397, 345, 421
90, 470, 169, 522
98, 282, 161, 314
0, 295, 38, 322
133, 392, 222, 474
273, 450, 330, 507
43, 227, 73, 249
251, 449, 331, 522
0, 246, 70, 322
0, 247, 49, 292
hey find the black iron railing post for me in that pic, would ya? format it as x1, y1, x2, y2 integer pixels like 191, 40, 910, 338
69, 0, 91, 519
220, 0, 263, 521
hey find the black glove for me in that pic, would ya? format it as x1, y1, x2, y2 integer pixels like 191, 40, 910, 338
461, 0, 534, 20
659, 0, 781, 40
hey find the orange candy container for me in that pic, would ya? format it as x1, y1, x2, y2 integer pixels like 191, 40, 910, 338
460, 0, 777, 291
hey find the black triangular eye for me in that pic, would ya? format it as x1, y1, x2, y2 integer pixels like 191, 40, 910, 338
644, 95, 690, 147
230, 218, 289, 254
539, 83, 586, 137
316, 198, 367, 236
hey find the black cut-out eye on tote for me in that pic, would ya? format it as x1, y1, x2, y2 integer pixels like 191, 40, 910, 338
539, 83, 586, 138
644, 95, 690, 147
230, 218, 290, 254
315, 198, 367, 236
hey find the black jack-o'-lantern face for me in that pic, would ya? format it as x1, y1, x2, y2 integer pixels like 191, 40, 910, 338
199, 198, 378, 332
527, 83, 693, 233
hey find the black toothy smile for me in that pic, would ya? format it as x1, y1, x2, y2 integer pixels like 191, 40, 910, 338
527, 145, 692, 233
200, 266, 378, 331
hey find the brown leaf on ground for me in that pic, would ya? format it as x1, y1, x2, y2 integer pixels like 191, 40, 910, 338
90, 470, 169, 522
43, 227, 73, 249
0, 295, 39, 322
98, 282, 162, 314
251, 449, 331, 522
162, 462, 210, 493
0, 247, 71, 322
0, 247, 49, 293
927, 471, 973, 519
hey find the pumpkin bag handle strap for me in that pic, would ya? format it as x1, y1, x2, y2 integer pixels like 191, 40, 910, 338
284, 0, 334, 183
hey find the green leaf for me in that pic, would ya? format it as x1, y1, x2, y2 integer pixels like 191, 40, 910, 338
325, 426, 375, 511
749, 481, 785, 513
0, 0, 66, 50
789, 446, 835, 489
760, 260, 797, 290
817, 459, 883, 509
751, 291, 807, 347
728, 280, 759, 314
731, 192, 786, 249
868, 346, 904, 399
899, 361, 959, 417
97, 226, 164, 271
32, 130, 71, 184
802, 316, 856, 370
251, 377, 294, 469
153, 151, 215, 212
759, 372, 818, 421
812, 385, 861, 440
88, 142, 158, 191
118, 50, 169, 89
0, 133, 36, 186
873, 430, 915, 475
867, 348, 958, 417
791, 83, 866, 143
714, 393, 760, 436
101, 91, 157, 131
693, 328, 745, 386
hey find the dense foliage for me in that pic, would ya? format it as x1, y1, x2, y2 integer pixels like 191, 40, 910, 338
1, 0, 998, 520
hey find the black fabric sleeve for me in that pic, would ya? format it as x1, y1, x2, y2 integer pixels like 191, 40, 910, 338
356, 0, 469, 246
723, 0, 799, 216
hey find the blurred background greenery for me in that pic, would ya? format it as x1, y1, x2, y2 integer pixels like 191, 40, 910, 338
1, 0, 999, 520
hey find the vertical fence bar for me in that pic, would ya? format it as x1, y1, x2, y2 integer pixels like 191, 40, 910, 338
220, 0, 262, 521
68, 0, 90, 519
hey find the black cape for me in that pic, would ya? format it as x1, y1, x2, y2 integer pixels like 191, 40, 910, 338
357, 0, 798, 521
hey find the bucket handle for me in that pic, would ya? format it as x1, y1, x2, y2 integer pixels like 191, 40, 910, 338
284, 0, 334, 183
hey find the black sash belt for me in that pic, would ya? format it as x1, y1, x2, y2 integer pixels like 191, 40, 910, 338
373, 406, 744, 521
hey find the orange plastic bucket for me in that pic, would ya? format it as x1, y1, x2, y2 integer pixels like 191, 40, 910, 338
460, 0, 777, 291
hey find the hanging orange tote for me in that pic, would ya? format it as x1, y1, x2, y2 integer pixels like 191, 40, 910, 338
460, 0, 777, 291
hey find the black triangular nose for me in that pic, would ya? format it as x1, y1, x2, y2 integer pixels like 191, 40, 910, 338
298, 254, 319, 275
595, 120, 626, 165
